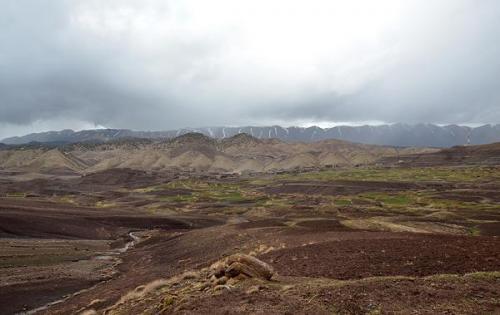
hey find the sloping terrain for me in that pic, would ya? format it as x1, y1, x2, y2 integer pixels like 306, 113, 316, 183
0, 163, 499, 314
1, 136, 499, 314
0, 133, 435, 175
0, 148, 88, 175
380, 142, 500, 166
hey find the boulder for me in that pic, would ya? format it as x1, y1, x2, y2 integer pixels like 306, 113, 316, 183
225, 254, 274, 280
208, 253, 275, 284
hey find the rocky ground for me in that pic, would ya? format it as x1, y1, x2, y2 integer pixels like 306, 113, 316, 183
0, 165, 499, 314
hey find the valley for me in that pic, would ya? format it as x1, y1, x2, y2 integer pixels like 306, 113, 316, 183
3, 1, 499, 313
0, 136, 499, 314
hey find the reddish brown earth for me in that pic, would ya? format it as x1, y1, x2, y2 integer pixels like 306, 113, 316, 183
164, 274, 500, 315
260, 234, 500, 280
35, 224, 500, 314
479, 222, 500, 236
294, 219, 355, 231
263, 180, 457, 196
432, 189, 500, 203
0, 279, 99, 315
0, 197, 221, 239
314, 275, 500, 314
0, 195, 223, 314
236, 219, 287, 229
0, 163, 498, 314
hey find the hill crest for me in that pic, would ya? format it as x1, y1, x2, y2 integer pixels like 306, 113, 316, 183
0, 133, 438, 175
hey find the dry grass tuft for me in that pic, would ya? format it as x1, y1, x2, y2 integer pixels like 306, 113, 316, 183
107, 279, 170, 311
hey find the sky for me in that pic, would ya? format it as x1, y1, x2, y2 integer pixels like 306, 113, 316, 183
1, 0, 499, 139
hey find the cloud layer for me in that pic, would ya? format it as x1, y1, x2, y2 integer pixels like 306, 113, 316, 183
1, 0, 499, 138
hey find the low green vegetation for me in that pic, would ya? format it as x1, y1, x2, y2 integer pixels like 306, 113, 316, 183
5, 192, 26, 198
334, 198, 352, 206
60, 165, 498, 236
273, 166, 500, 183
152, 180, 262, 204
95, 200, 117, 208
58, 195, 77, 204
467, 226, 481, 236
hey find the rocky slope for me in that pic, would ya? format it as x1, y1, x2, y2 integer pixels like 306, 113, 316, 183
0, 133, 435, 175
3, 124, 500, 147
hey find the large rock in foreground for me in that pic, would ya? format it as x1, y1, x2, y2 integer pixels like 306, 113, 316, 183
210, 254, 275, 282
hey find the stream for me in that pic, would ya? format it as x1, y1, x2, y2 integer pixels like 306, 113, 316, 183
19, 231, 142, 315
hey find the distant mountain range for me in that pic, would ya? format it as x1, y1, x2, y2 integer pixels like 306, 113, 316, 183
2, 124, 500, 147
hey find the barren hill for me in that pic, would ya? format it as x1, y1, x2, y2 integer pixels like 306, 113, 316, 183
0, 133, 438, 175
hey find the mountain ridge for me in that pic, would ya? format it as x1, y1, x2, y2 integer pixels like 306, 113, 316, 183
2, 124, 500, 147
0, 133, 436, 175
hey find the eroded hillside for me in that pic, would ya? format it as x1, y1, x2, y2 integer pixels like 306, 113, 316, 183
0, 133, 436, 175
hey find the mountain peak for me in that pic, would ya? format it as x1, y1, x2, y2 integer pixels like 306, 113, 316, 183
222, 133, 261, 146
170, 132, 214, 145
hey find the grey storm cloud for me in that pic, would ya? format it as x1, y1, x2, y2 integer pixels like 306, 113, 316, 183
1, 0, 499, 138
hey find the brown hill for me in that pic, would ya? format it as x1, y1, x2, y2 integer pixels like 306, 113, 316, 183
0, 133, 438, 175
0, 148, 87, 175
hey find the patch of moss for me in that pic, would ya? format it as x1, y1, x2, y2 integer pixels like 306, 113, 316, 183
334, 198, 352, 206
5, 192, 26, 198
464, 271, 500, 280
467, 226, 481, 236
58, 195, 76, 204
95, 201, 117, 208
153, 180, 263, 205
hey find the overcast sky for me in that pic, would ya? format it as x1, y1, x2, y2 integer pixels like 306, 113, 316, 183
1, 0, 499, 138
